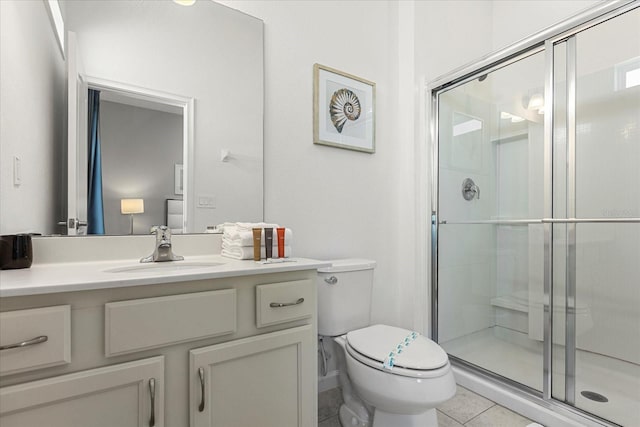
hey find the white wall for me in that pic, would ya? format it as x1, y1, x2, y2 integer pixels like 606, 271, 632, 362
415, 1, 494, 83
491, 0, 600, 50
217, 0, 411, 328
0, 1, 65, 235
216, 0, 499, 330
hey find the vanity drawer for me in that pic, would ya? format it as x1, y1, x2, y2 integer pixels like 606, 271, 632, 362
105, 289, 236, 357
256, 280, 313, 328
0, 305, 71, 376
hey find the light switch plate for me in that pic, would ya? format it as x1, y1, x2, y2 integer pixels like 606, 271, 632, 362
13, 156, 21, 186
197, 195, 216, 209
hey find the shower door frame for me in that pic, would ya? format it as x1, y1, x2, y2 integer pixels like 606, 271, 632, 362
428, 1, 640, 425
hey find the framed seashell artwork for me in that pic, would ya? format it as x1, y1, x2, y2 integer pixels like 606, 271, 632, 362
313, 64, 375, 153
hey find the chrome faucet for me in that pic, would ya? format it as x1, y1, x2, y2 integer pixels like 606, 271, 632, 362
140, 226, 184, 263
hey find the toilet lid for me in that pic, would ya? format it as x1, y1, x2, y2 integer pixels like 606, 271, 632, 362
346, 324, 448, 371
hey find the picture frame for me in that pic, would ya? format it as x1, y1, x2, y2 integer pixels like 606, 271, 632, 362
174, 164, 183, 195
313, 64, 375, 153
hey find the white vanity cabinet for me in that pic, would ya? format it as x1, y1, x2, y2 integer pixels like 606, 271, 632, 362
0, 267, 318, 427
0, 356, 164, 427
190, 325, 314, 427
190, 278, 315, 427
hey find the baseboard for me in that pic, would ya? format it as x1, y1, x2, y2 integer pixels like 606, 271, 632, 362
318, 369, 340, 393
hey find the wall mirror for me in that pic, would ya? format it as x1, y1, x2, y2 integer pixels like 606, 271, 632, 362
60, 0, 264, 235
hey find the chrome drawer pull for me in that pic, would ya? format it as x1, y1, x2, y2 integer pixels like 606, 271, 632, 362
0, 335, 48, 351
149, 378, 156, 427
198, 367, 205, 412
270, 298, 304, 308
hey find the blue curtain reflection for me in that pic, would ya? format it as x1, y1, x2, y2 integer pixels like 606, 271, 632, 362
87, 89, 105, 234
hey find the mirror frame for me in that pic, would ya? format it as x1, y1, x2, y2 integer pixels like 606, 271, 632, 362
71, 75, 194, 235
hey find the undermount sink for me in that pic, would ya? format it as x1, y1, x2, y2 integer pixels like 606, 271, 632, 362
105, 262, 223, 273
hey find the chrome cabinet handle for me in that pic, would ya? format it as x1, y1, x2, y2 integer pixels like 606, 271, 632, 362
149, 378, 156, 427
324, 276, 338, 284
0, 335, 48, 351
270, 298, 304, 308
198, 367, 205, 412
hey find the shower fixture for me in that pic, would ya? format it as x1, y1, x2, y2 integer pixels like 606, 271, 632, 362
461, 178, 480, 201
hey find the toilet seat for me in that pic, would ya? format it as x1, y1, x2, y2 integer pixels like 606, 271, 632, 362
345, 324, 449, 379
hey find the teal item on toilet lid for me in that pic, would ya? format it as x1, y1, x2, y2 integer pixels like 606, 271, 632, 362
346, 324, 448, 370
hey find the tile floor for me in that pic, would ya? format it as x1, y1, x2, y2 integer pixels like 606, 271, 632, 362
318, 385, 536, 427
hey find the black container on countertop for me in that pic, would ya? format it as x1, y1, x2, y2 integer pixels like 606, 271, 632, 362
0, 234, 33, 270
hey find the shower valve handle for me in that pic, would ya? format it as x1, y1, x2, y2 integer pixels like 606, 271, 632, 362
462, 178, 480, 201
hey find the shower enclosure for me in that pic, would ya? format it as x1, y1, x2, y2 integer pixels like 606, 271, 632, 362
430, 2, 639, 426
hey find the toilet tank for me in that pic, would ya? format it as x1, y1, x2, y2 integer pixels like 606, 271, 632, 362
317, 259, 376, 336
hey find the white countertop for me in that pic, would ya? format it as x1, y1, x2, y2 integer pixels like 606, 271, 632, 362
0, 256, 330, 298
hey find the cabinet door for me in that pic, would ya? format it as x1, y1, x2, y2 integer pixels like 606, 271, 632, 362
0, 356, 164, 427
190, 325, 314, 427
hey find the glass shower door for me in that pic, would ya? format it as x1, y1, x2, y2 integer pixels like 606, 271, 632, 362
551, 7, 640, 426
436, 50, 547, 392
434, 5, 640, 425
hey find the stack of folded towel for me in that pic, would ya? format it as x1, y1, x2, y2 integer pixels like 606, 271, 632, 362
221, 222, 292, 260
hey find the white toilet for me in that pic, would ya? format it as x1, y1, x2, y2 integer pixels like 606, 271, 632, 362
318, 259, 456, 427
